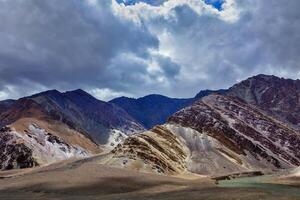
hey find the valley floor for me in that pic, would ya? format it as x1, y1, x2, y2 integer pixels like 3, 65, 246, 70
0, 156, 300, 200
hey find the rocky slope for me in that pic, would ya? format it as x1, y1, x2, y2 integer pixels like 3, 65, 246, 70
108, 94, 300, 176
0, 114, 101, 170
227, 74, 300, 129
110, 90, 226, 129
0, 122, 95, 170
0, 99, 15, 114
108, 125, 188, 174
169, 94, 300, 173
0, 89, 145, 170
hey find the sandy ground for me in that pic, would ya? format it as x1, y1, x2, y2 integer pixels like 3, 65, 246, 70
0, 156, 300, 200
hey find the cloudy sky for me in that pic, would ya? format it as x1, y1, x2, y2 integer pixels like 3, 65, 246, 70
0, 0, 299, 101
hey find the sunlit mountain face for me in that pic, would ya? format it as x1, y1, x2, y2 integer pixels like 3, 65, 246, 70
116, 0, 225, 10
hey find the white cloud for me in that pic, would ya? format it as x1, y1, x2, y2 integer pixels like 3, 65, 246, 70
0, 0, 299, 100
89, 88, 133, 101
111, 0, 240, 24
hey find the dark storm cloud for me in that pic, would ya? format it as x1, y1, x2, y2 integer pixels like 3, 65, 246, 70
0, 0, 300, 100
135, 0, 300, 97
0, 0, 161, 99
152, 55, 180, 78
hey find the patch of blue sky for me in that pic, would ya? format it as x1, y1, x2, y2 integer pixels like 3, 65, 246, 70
116, 0, 225, 11
204, 0, 225, 11
115, 0, 165, 6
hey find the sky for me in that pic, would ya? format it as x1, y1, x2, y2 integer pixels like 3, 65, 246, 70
0, 0, 299, 101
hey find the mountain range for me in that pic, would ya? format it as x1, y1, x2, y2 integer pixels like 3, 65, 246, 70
107, 74, 300, 176
110, 89, 226, 129
109, 94, 300, 175
0, 74, 300, 178
0, 89, 144, 169
227, 74, 300, 129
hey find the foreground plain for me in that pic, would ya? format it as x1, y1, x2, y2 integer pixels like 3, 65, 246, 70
0, 156, 300, 200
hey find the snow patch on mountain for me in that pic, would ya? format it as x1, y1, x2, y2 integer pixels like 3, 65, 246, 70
11, 124, 91, 165
105, 129, 128, 151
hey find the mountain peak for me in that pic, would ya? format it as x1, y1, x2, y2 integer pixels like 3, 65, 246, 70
65, 89, 88, 95
30, 89, 94, 100
139, 94, 171, 101
31, 89, 61, 96
64, 89, 94, 98
246, 74, 300, 83
194, 89, 226, 99
228, 74, 300, 128
252, 74, 275, 79
247, 74, 286, 82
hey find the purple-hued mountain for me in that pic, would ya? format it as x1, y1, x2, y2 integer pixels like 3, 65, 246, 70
0, 99, 15, 114
109, 93, 300, 175
227, 74, 300, 129
0, 89, 144, 170
0, 89, 145, 144
108, 75, 300, 176
2, 74, 300, 175
110, 90, 226, 129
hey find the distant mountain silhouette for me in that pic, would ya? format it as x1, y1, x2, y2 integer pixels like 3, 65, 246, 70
110, 90, 225, 129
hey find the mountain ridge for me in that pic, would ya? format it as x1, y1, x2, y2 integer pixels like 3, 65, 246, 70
110, 89, 226, 129
1, 74, 300, 174
108, 93, 300, 176
227, 74, 300, 129
0, 89, 145, 170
